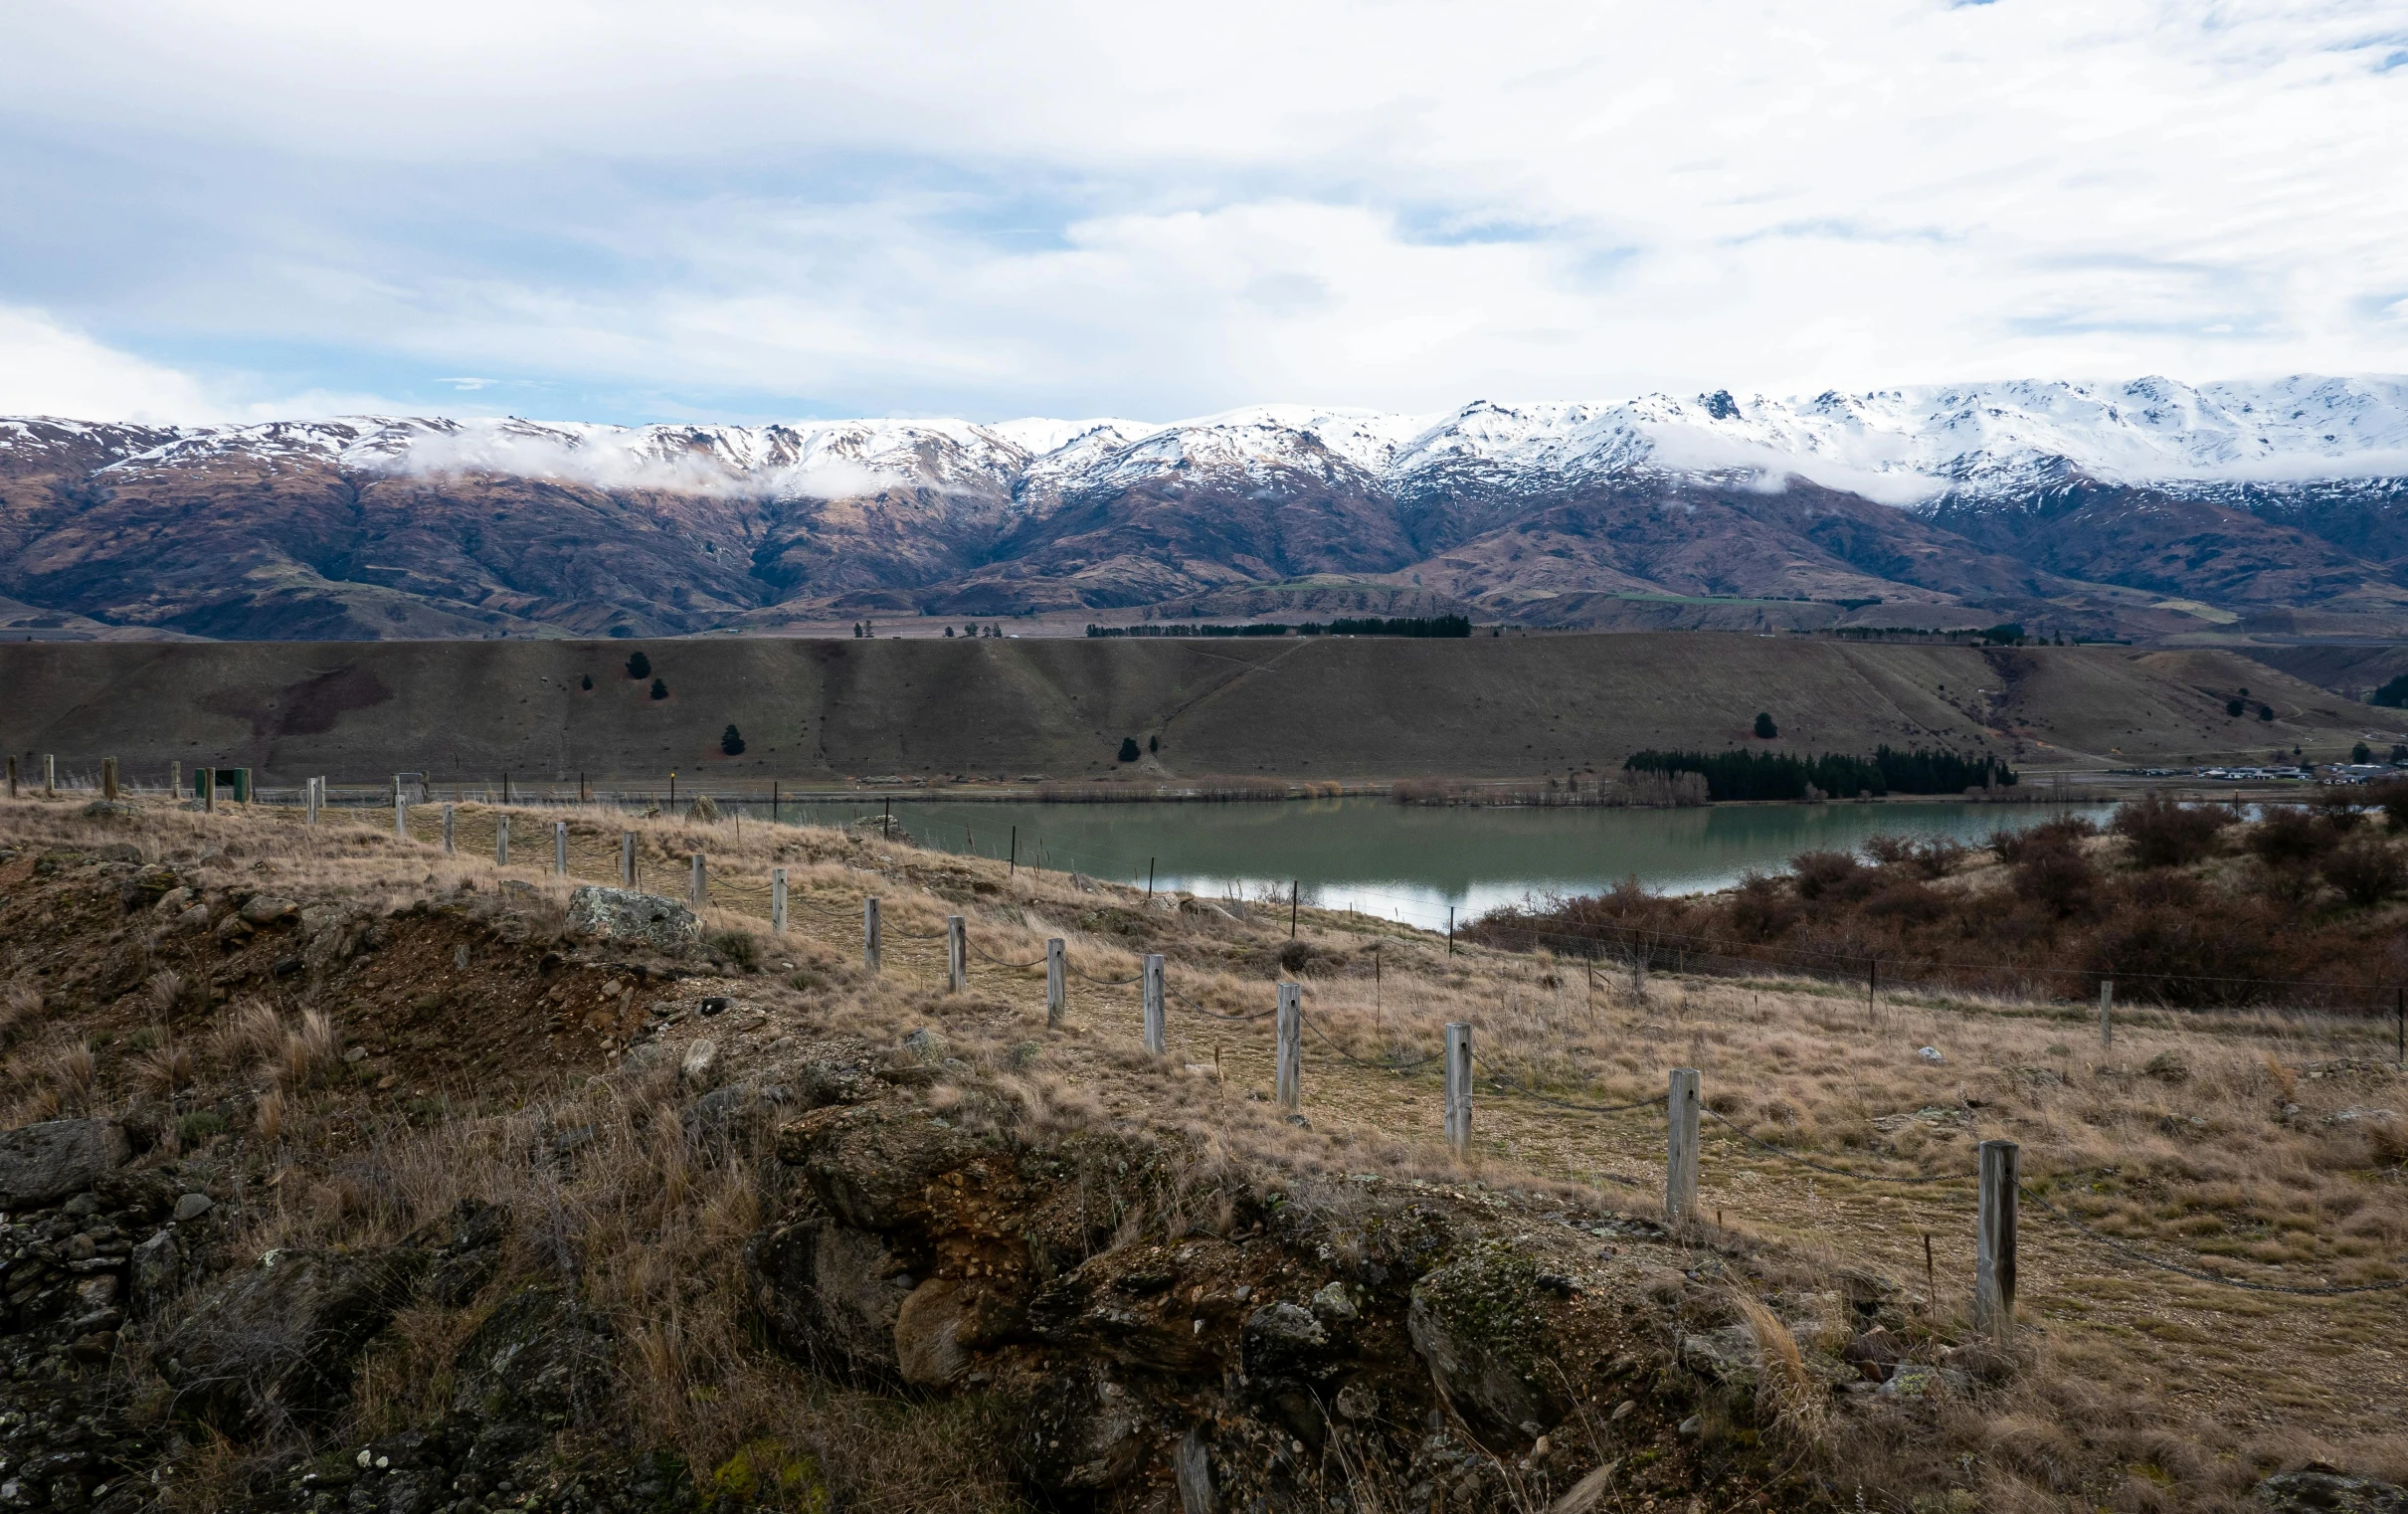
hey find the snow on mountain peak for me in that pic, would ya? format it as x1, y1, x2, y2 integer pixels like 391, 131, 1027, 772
18, 375, 2408, 507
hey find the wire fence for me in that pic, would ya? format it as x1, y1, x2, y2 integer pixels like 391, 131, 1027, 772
136, 792, 2408, 1302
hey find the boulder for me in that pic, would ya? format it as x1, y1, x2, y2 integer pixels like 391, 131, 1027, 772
127, 1230, 181, 1319
238, 895, 298, 926
775, 1105, 981, 1230
159, 1244, 429, 1429
2254, 1469, 2408, 1514
893, 1277, 974, 1387
747, 1220, 914, 1382
0, 1120, 130, 1206
565, 887, 699, 950
450, 1284, 614, 1430
1405, 1240, 1559, 1444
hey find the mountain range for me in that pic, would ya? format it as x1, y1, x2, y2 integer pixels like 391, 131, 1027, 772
6, 375, 2408, 643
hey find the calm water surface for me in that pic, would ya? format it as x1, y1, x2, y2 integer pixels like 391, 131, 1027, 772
772, 797, 2115, 931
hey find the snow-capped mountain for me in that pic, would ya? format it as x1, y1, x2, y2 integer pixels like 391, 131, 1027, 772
5, 377, 2408, 643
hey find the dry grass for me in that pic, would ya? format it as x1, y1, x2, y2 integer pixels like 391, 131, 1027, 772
6, 791, 2406, 1512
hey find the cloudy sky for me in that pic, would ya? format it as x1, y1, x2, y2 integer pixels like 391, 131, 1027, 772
1, 0, 2404, 426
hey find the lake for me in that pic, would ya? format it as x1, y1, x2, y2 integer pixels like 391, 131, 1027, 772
767, 796, 2116, 931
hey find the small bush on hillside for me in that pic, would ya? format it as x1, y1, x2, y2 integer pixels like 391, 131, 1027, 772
650, 677, 669, 700
2112, 795, 2231, 868
1989, 816, 2096, 865
1862, 834, 1964, 879
580, 673, 593, 690
2368, 777, 2408, 832
2013, 843, 2099, 918
2227, 698, 2246, 717
708, 929, 761, 971
2320, 837, 2405, 907
1728, 872, 1799, 940
1117, 737, 1140, 762
1754, 712, 1777, 739
627, 651, 651, 679
2245, 806, 2333, 867
721, 725, 745, 756
1789, 851, 1871, 902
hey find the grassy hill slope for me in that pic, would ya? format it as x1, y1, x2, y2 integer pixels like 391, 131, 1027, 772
2, 634, 2401, 786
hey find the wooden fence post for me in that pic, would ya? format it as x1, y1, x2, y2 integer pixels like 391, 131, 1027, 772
2098, 981, 2115, 1050
771, 868, 788, 934
442, 805, 456, 855
1143, 954, 1166, 1054
167, 760, 177, 800
395, 788, 409, 841
101, 758, 118, 800
553, 821, 567, 875
946, 916, 966, 992
1046, 939, 1065, 1026
690, 853, 706, 906
6, 755, 18, 798
305, 776, 319, 826
1666, 1067, 1701, 1226
1275, 984, 1302, 1113
44, 755, 56, 798
495, 814, 510, 867
1444, 1022, 1473, 1156
864, 897, 882, 975
621, 832, 637, 888
1975, 1139, 2020, 1346
200, 768, 215, 814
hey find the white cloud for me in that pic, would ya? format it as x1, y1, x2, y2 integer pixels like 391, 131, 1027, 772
0, 3, 2404, 419
0, 306, 225, 423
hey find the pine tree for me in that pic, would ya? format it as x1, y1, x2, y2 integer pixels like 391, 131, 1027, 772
650, 677, 668, 700
1118, 737, 1141, 762
1754, 712, 1777, 739
627, 652, 651, 679
721, 725, 745, 756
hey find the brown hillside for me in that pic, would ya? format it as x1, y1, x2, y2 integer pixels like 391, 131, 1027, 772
3, 634, 2404, 786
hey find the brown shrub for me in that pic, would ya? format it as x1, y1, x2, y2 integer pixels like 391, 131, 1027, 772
2113, 795, 2231, 868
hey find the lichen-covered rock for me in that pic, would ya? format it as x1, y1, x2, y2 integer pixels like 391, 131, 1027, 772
450, 1284, 614, 1430
1407, 1238, 1558, 1442
748, 1220, 915, 1383
127, 1230, 181, 1319
159, 1244, 429, 1429
0, 1120, 129, 1207
565, 886, 699, 950
2255, 1469, 2408, 1514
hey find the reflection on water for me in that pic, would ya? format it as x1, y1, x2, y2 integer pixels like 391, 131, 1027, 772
767, 796, 2116, 932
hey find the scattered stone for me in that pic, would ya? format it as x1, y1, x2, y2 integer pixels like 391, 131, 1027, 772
681, 1040, 720, 1084
901, 1027, 948, 1061
0, 1119, 130, 1207
1918, 1046, 1945, 1063
172, 1192, 214, 1223
565, 886, 700, 950
2253, 1468, 2408, 1514
699, 995, 731, 1017
238, 894, 298, 926
1876, 1363, 1970, 1400
2144, 1051, 2191, 1083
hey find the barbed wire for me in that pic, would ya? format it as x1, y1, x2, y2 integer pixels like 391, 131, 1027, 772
1700, 1105, 1969, 1186
970, 943, 1048, 970
1299, 1013, 1444, 1072
1478, 1065, 1669, 1115
1066, 962, 1143, 986
2018, 1186, 2408, 1295
1168, 992, 1278, 1023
